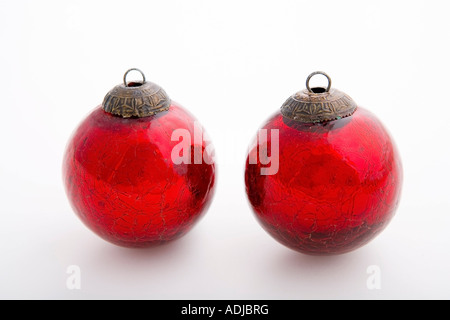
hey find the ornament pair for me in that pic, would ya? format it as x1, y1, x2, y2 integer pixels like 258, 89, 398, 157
63, 68, 402, 255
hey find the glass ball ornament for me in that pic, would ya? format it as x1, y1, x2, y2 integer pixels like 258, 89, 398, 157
63, 69, 216, 247
245, 72, 402, 255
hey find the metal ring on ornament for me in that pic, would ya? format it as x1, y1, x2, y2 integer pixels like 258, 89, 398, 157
123, 68, 146, 87
306, 71, 332, 93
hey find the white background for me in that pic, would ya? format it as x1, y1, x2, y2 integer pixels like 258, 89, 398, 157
1, 0, 449, 299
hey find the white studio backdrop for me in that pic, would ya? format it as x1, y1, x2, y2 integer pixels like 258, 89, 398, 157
0, 0, 449, 299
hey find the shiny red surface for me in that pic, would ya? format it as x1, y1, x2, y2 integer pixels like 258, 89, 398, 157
63, 103, 215, 247
245, 108, 402, 255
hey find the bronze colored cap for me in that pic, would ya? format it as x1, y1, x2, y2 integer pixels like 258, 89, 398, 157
102, 68, 171, 118
280, 71, 357, 123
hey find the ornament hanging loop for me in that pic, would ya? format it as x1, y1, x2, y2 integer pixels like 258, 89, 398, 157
104, 68, 170, 117
123, 68, 146, 87
282, 71, 356, 122
306, 71, 332, 93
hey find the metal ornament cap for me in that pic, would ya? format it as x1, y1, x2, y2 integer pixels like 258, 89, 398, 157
280, 71, 357, 123
102, 68, 171, 118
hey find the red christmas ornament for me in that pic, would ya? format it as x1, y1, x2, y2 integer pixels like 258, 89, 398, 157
63, 69, 215, 247
245, 72, 402, 255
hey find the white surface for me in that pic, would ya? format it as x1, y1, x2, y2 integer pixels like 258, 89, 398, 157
1, 0, 449, 299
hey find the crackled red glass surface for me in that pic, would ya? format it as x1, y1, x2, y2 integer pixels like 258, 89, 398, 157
63, 103, 215, 247
245, 107, 402, 255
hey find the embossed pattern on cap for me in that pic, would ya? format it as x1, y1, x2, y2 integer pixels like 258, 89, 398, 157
102, 81, 170, 118
281, 88, 357, 123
